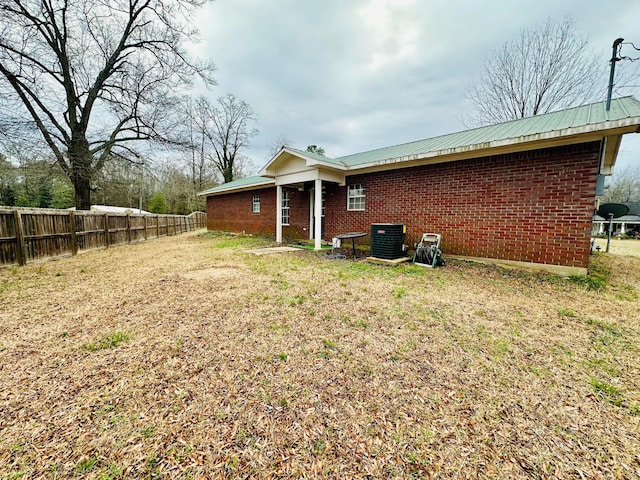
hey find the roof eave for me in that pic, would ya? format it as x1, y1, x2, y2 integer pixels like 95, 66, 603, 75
258, 147, 346, 176
257, 148, 289, 176
198, 180, 275, 197
344, 118, 640, 172
305, 159, 347, 171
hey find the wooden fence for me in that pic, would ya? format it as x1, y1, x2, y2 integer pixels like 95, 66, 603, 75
0, 208, 207, 266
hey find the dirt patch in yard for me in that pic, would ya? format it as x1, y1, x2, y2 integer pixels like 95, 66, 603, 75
182, 266, 247, 281
1, 232, 639, 478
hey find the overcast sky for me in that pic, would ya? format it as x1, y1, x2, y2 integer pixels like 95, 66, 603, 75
189, 0, 640, 173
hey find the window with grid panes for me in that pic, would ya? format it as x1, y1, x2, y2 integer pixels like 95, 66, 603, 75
347, 184, 365, 211
281, 190, 290, 225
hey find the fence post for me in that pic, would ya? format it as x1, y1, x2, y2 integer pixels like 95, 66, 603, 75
69, 211, 78, 256
156, 215, 160, 238
144, 215, 148, 240
126, 214, 131, 243
104, 213, 110, 248
13, 210, 26, 266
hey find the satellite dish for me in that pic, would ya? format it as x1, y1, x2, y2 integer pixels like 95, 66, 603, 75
598, 203, 629, 219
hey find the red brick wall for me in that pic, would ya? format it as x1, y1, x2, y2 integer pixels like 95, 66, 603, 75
206, 186, 309, 239
323, 142, 601, 268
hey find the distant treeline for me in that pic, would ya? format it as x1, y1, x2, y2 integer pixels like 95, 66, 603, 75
0, 153, 216, 214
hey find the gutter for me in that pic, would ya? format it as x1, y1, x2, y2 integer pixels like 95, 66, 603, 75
198, 179, 275, 197
341, 118, 640, 172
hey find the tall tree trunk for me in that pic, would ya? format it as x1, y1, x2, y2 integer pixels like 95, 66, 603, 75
223, 166, 233, 183
73, 173, 92, 210
69, 138, 93, 210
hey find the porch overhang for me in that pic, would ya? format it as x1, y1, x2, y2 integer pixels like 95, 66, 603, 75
259, 147, 346, 178
259, 147, 346, 187
274, 168, 345, 187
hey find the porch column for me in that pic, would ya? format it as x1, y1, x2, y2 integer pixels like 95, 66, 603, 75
620, 222, 626, 234
598, 222, 604, 234
309, 189, 314, 240
276, 185, 283, 243
314, 179, 322, 250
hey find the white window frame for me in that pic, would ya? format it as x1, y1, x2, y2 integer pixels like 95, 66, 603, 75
347, 184, 366, 211
252, 194, 260, 213
281, 190, 290, 225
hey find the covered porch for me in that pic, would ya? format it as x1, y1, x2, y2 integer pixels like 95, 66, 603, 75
260, 147, 346, 250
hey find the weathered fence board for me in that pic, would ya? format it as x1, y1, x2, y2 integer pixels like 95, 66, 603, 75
0, 208, 206, 266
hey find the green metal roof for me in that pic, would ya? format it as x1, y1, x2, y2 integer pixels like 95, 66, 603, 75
198, 176, 274, 196
334, 97, 640, 168
285, 147, 346, 167
209, 97, 640, 196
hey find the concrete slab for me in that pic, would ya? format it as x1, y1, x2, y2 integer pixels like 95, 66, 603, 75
244, 246, 301, 255
445, 255, 587, 276
366, 256, 412, 265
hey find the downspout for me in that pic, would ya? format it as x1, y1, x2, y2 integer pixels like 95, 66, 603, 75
596, 138, 606, 197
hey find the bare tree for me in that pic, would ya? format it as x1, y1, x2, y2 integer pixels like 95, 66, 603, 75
182, 96, 219, 191
0, 0, 215, 209
195, 94, 257, 183
603, 166, 640, 203
268, 134, 291, 159
466, 17, 603, 126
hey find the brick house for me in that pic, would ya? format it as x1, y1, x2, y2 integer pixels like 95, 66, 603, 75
200, 97, 640, 275
594, 203, 640, 237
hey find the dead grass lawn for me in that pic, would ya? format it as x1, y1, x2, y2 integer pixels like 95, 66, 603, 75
594, 237, 640, 258
1, 232, 639, 479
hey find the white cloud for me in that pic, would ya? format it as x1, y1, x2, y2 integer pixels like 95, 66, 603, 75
190, 0, 640, 170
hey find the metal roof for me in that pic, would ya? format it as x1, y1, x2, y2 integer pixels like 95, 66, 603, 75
206, 97, 640, 196
335, 97, 640, 168
90, 205, 151, 215
274, 147, 347, 170
198, 176, 275, 196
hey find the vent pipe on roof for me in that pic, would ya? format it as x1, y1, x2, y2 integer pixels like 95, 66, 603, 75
606, 38, 625, 112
